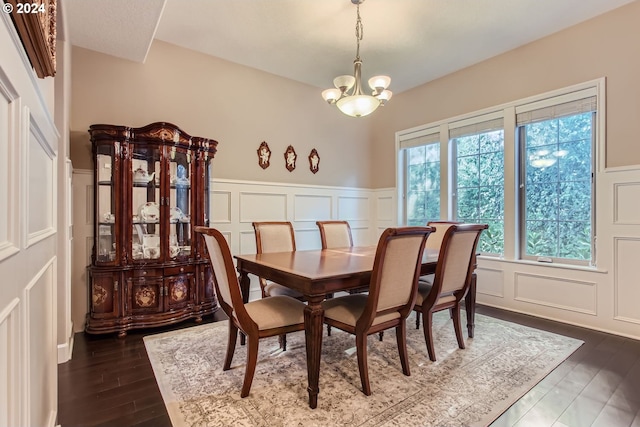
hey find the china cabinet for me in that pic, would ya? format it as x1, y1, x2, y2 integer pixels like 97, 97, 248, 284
86, 122, 218, 337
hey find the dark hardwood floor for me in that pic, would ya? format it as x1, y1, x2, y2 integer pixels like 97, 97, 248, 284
57, 306, 640, 427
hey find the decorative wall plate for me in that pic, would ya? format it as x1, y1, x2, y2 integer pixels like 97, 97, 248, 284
284, 145, 297, 172
257, 141, 271, 169
170, 206, 184, 222
139, 202, 160, 222
309, 148, 320, 174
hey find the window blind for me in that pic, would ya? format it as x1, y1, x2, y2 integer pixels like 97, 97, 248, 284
516, 90, 597, 126
398, 128, 439, 150
449, 117, 504, 139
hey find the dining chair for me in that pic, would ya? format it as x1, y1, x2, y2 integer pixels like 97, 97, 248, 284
253, 221, 304, 350
415, 221, 461, 329
316, 220, 384, 340
252, 221, 304, 300
195, 226, 305, 398
412, 223, 488, 361
316, 220, 354, 249
321, 226, 432, 396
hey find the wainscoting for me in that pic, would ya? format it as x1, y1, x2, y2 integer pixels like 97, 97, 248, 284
0, 12, 60, 426
211, 179, 395, 300
71, 172, 640, 340
476, 166, 640, 340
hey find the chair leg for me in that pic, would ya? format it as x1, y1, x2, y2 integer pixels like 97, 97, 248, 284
325, 293, 333, 336
415, 310, 421, 329
241, 335, 259, 398
452, 305, 466, 350
279, 334, 287, 351
422, 310, 437, 362
396, 323, 410, 376
224, 322, 238, 370
356, 333, 371, 396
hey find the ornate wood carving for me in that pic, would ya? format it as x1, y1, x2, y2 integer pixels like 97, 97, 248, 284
309, 149, 320, 174
284, 145, 297, 172
6, 0, 57, 78
257, 141, 271, 169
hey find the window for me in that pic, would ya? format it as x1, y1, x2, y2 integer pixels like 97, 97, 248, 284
397, 81, 601, 266
450, 117, 505, 255
517, 96, 596, 264
400, 128, 441, 225
406, 143, 440, 225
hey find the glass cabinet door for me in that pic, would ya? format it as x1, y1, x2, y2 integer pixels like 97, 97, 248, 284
131, 145, 161, 261
168, 148, 192, 260
95, 143, 117, 263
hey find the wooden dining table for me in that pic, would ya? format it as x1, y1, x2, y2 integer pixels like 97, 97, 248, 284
234, 245, 478, 409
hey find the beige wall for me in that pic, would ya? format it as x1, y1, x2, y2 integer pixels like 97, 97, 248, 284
71, 3, 640, 191
370, 0, 640, 188
71, 41, 374, 188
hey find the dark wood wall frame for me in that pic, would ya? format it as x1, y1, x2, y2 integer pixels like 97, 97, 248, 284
6, 0, 57, 78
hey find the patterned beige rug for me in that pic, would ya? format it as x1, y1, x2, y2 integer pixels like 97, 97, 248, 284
144, 312, 582, 427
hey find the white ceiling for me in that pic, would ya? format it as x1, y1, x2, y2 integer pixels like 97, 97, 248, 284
63, 0, 635, 94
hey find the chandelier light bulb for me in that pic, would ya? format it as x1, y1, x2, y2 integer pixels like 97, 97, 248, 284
368, 75, 391, 92
322, 88, 342, 104
376, 89, 393, 104
333, 75, 356, 92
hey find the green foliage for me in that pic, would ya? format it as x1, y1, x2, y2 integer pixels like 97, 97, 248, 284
404, 113, 593, 262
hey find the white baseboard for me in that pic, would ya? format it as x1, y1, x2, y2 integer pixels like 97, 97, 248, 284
57, 321, 74, 363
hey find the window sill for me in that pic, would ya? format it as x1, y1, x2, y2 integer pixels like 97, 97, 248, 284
477, 255, 608, 274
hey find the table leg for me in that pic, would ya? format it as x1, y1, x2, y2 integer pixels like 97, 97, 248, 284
304, 295, 324, 409
238, 268, 250, 346
465, 272, 476, 338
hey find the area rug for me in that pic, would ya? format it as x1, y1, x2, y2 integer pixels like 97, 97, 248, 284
144, 312, 582, 427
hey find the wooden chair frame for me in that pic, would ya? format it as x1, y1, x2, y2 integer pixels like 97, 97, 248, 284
195, 226, 305, 397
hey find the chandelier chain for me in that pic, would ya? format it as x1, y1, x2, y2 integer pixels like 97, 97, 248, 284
355, 2, 363, 60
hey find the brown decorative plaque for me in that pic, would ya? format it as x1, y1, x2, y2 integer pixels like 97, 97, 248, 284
257, 141, 271, 169
309, 148, 320, 174
284, 145, 297, 172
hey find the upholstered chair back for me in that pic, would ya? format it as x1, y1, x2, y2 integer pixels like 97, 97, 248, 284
316, 221, 353, 249
253, 222, 296, 253
433, 224, 487, 298
425, 221, 460, 251
196, 227, 247, 325
362, 227, 432, 326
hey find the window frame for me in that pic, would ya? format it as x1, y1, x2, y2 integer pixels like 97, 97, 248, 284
516, 111, 596, 266
395, 78, 605, 268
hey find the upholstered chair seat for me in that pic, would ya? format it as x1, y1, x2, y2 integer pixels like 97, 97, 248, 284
244, 296, 305, 330
323, 294, 402, 327
262, 281, 304, 298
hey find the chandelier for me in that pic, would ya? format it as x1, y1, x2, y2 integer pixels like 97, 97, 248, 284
321, 0, 392, 118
